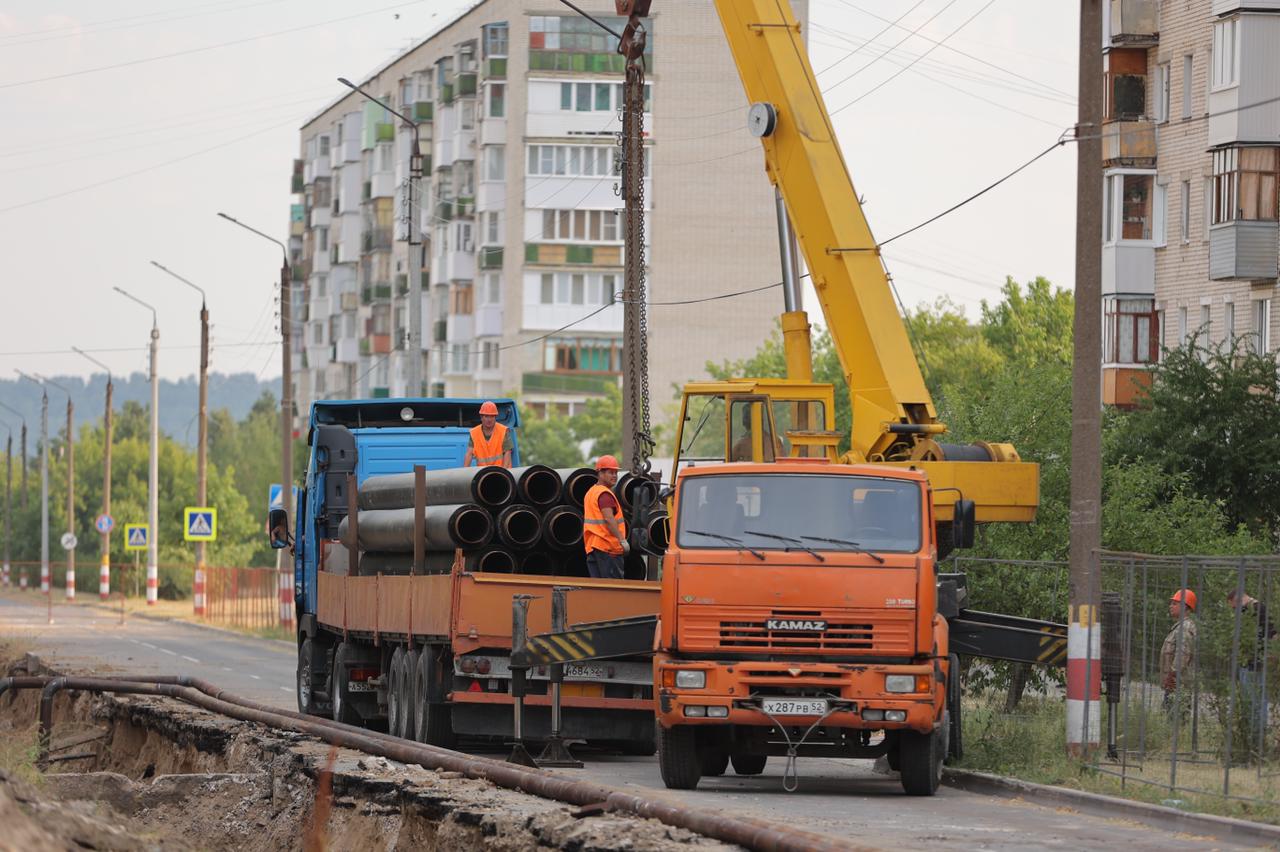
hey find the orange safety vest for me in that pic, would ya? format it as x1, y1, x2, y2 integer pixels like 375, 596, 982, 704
469, 423, 509, 467
583, 483, 626, 555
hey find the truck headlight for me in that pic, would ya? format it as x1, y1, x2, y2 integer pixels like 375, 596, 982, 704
684, 705, 707, 717
885, 675, 915, 693
706, 706, 729, 718
674, 670, 706, 689
884, 710, 907, 722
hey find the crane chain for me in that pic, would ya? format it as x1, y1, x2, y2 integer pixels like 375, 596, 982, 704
619, 53, 652, 475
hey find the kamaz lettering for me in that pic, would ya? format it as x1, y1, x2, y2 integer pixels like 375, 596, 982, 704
766, 618, 827, 631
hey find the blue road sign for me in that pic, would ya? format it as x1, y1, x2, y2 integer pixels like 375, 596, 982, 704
95, 514, 114, 534
124, 524, 149, 551
184, 507, 217, 542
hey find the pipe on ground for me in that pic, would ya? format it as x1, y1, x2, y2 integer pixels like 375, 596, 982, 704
555, 468, 597, 508
338, 505, 493, 551
510, 465, 562, 509
358, 467, 515, 511
540, 505, 584, 552
495, 504, 541, 550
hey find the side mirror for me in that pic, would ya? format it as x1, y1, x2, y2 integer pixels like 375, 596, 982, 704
268, 508, 290, 550
952, 499, 976, 550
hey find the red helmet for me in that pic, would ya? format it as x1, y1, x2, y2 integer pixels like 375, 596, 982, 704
1171, 589, 1197, 611
479, 400, 498, 416
595, 454, 621, 471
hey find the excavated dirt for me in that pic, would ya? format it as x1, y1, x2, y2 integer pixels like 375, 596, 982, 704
0, 655, 733, 851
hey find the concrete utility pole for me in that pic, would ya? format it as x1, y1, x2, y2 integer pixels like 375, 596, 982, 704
2, 426, 10, 587
217, 213, 293, 522
115, 288, 160, 605
1068, 0, 1104, 756
73, 348, 113, 600
40, 376, 75, 601
337, 77, 425, 396
151, 262, 209, 612
16, 372, 50, 599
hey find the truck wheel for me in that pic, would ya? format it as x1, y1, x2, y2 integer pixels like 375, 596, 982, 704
296, 636, 324, 716
730, 753, 767, 776
885, 731, 901, 772
899, 726, 942, 796
401, 648, 420, 742
700, 749, 728, 776
331, 642, 362, 727
658, 725, 701, 790
387, 647, 405, 739
414, 649, 455, 748
947, 653, 963, 763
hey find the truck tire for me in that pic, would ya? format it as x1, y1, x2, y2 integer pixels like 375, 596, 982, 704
700, 749, 728, 776
899, 725, 942, 796
387, 647, 406, 739
413, 649, 455, 748
947, 653, 963, 763
658, 725, 701, 790
730, 753, 767, 775
331, 642, 362, 727
296, 636, 325, 716
402, 648, 420, 742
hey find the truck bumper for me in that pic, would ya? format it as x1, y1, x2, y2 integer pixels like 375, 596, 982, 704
654, 655, 940, 735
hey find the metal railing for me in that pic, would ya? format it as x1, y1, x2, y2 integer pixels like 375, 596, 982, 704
202, 565, 289, 632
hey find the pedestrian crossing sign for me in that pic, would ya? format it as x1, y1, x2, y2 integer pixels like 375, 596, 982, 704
183, 507, 217, 542
124, 524, 149, 551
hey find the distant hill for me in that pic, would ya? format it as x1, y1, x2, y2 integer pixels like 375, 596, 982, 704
0, 373, 279, 448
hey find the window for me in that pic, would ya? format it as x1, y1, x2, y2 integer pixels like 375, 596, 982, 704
485, 146, 505, 181
344, 313, 356, 337
1225, 301, 1235, 348
336, 121, 344, 146
1182, 55, 1193, 118
1203, 177, 1214, 239
485, 211, 501, 244
451, 284, 473, 315
1157, 62, 1170, 122
488, 83, 505, 118
482, 341, 500, 369
1199, 304, 1212, 360
537, 272, 620, 306
460, 98, 475, 130
539, 208, 622, 241
1178, 306, 1188, 346
400, 79, 414, 107
1180, 180, 1191, 243
450, 343, 470, 372
543, 336, 622, 372
1105, 172, 1156, 241
312, 322, 324, 345
483, 22, 509, 58
1251, 299, 1270, 353
329, 314, 341, 342
1213, 147, 1279, 224
1104, 297, 1157, 364
319, 135, 330, 157
540, 273, 554, 304
317, 227, 329, 252
484, 273, 501, 304
1213, 19, 1239, 89
314, 275, 327, 298
376, 143, 393, 173
1154, 182, 1167, 245
457, 222, 473, 252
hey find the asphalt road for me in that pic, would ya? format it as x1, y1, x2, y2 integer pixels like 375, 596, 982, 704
0, 594, 1264, 850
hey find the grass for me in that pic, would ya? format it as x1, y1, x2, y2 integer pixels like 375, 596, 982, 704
0, 637, 42, 786
958, 692, 1280, 824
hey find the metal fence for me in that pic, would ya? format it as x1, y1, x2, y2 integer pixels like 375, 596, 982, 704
956, 552, 1280, 806
203, 565, 291, 632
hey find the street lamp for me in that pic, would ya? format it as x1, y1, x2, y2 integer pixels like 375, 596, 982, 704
0, 401, 28, 510
36, 374, 75, 601
217, 212, 294, 523
15, 370, 49, 604
338, 76, 426, 397
72, 347, 113, 601
151, 261, 210, 615
113, 286, 160, 606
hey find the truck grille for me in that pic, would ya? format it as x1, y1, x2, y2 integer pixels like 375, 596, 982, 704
679, 607, 913, 655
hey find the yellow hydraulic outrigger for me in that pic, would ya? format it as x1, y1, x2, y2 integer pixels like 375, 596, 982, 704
617, 1, 1038, 525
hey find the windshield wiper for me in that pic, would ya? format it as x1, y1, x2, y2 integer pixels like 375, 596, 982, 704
742, 529, 826, 562
797, 535, 886, 564
685, 529, 765, 560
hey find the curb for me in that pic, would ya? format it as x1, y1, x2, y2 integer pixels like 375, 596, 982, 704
943, 767, 1280, 846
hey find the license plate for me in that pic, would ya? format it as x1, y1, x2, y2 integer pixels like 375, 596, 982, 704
565, 663, 606, 680
348, 681, 376, 693
761, 698, 828, 716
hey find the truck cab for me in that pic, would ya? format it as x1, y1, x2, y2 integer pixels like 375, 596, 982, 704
654, 461, 966, 795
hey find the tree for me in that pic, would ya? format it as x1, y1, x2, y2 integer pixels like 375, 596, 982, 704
519, 410, 585, 468
571, 383, 622, 459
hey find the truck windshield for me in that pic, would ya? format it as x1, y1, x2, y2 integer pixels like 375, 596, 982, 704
676, 474, 922, 555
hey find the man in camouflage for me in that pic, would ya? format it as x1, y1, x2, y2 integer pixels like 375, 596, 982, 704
1161, 589, 1197, 712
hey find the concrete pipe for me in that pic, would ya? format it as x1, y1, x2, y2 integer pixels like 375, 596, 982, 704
555, 467, 597, 508
495, 504, 541, 550
338, 504, 493, 551
510, 465, 563, 508
358, 466, 516, 511
540, 505, 584, 551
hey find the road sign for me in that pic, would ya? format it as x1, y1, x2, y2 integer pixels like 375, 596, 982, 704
95, 514, 114, 534
124, 524, 149, 551
184, 507, 217, 542
269, 483, 283, 511
60, 532, 77, 551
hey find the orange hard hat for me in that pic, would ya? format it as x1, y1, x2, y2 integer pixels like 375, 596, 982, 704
1171, 589, 1197, 611
479, 400, 498, 416
595, 454, 621, 471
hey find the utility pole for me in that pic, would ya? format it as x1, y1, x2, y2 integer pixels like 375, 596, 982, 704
1069, 0, 1104, 756
0, 402, 25, 511
337, 77, 424, 395
115, 287, 160, 605
16, 372, 49, 602
151, 262, 209, 614
218, 212, 293, 522
2, 426, 10, 588
40, 376, 75, 601
74, 348, 113, 601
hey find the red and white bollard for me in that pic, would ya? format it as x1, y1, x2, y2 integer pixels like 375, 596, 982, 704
19, 568, 28, 589
40, 562, 49, 595
146, 563, 157, 605
193, 565, 206, 617
1066, 603, 1101, 755
278, 567, 294, 629
99, 555, 110, 601
65, 565, 75, 601
1, 561, 8, 586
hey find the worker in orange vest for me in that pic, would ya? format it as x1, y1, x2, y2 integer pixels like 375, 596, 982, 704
583, 454, 629, 579
463, 400, 513, 468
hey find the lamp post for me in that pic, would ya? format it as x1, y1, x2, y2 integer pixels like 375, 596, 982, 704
0, 421, 11, 588
72, 347, 113, 601
217, 212, 293, 523
37, 374, 74, 601
114, 287, 160, 606
151, 261, 209, 615
15, 372, 50, 622
338, 76, 425, 397
0, 402, 26, 511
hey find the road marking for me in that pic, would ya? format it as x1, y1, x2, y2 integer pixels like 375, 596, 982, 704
160, 648, 177, 657
250, 674, 261, 680
128, 639, 140, 645
141, 642, 157, 650
222, 667, 232, 672
182, 655, 199, 664
280, 687, 291, 693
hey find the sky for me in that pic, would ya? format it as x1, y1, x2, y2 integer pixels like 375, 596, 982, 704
0, 0, 1079, 383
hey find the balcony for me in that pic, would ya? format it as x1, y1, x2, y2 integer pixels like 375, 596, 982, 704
432, 319, 448, 343
475, 303, 502, 337
1108, 0, 1158, 46
524, 243, 622, 266
479, 246, 503, 269
412, 101, 434, 122
447, 312, 474, 342
522, 372, 617, 396
1103, 367, 1153, 408
1210, 221, 1279, 281
484, 58, 507, 79
457, 72, 477, 97
1102, 243, 1155, 296
362, 227, 393, 253
361, 283, 393, 304
1103, 120, 1156, 167
435, 200, 453, 221
1214, 0, 1280, 12
455, 196, 475, 218
375, 122, 395, 143
441, 82, 455, 104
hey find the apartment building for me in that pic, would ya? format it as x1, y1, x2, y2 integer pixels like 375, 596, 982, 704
1102, 0, 1280, 406
286, 1, 806, 424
